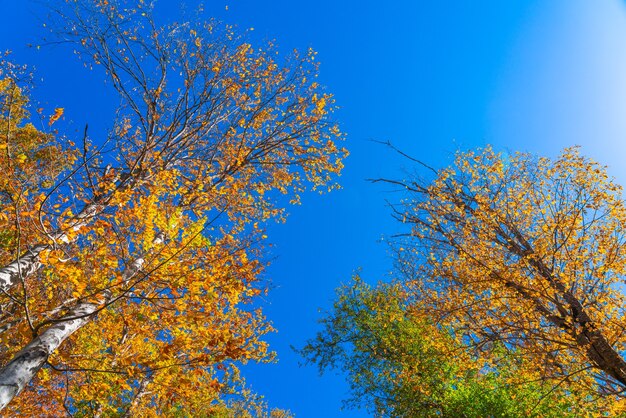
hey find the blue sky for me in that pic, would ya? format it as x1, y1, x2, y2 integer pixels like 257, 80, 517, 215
3, 0, 626, 416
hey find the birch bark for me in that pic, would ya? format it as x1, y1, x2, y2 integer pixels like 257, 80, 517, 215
0, 169, 148, 295
0, 243, 152, 410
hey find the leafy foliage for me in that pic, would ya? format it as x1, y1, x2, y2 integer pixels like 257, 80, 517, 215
363, 145, 626, 414
302, 278, 599, 417
0, 0, 345, 414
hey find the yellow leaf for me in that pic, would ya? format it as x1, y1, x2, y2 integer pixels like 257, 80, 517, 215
49, 108, 64, 126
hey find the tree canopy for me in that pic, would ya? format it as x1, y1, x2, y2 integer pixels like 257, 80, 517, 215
302, 277, 602, 417
0, 0, 345, 414
304, 146, 626, 416
6, 1, 626, 416
392, 147, 626, 400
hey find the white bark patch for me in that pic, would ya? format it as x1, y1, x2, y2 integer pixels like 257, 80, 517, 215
0, 301, 97, 410
0, 245, 47, 292
0, 202, 105, 295
0, 235, 160, 410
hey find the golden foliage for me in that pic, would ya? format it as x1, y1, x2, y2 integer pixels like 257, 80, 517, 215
0, 0, 345, 413
394, 146, 626, 409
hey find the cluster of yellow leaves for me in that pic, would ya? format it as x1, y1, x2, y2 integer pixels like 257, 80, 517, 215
396, 146, 626, 410
0, 0, 346, 414
48, 107, 64, 126
0, 77, 76, 259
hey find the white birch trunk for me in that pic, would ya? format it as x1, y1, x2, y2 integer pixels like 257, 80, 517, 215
0, 245, 47, 295
0, 165, 154, 295
0, 300, 98, 409
0, 248, 151, 410
0, 201, 105, 295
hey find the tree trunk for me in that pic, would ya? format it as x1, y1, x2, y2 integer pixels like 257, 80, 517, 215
0, 248, 150, 410
0, 245, 47, 295
0, 300, 97, 409
0, 167, 152, 295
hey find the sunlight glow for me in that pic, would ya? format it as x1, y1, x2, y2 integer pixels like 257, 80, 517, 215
490, 0, 626, 180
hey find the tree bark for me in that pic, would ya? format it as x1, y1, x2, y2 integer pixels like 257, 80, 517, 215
0, 300, 97, 410
0, 249, 149, 410
0, 245, 47, 295
0, 166, 152, 295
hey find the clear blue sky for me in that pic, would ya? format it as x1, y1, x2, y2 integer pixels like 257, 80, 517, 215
3, 0, 626, 416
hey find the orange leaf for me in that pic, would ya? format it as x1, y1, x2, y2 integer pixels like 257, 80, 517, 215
49, 108, 64, 126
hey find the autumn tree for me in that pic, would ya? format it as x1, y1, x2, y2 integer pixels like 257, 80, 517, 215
301, 277, 599, 417
0, 0, 345, 413
374, 146, 626, 413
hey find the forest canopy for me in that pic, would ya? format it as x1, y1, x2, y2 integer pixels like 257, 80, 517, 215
3, 1, 626, 417
304, 147, 626, 416
0, 0, 345, 415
